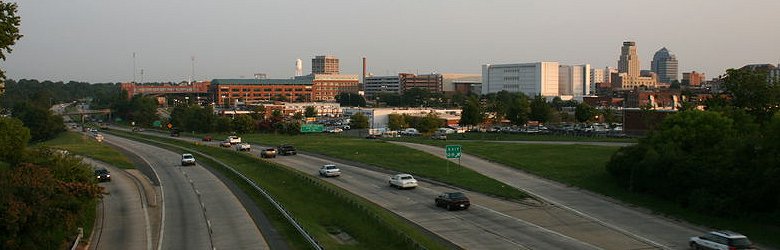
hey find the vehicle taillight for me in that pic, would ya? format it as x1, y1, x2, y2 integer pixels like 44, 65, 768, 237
728, 247, 736, 250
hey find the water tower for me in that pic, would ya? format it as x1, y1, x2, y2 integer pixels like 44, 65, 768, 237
295, 59, 303, 76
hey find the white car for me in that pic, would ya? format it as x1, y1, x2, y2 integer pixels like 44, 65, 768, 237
236, 142, 251, 151
227, 135, 241, 144
689, 231, 754, 250
389, 174, 418, 189
319, 164, 341, 177
181, 153, 196, 166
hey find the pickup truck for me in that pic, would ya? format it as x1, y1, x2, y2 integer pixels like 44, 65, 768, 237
227, 135, 241, 144
277, 144, 297, 156
435, 192, 470, 210
236, 142, 251, 151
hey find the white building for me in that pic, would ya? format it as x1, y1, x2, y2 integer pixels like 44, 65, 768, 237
364, 75, 401, 98
559, 64, 591, 99
342, 107, 462, 129
481, 62, 559, 97
441, 73, 481, 94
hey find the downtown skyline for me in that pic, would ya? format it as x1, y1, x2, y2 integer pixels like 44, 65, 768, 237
3, 0, 780, 83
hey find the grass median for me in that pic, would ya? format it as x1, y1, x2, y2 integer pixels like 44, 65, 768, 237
239, 133, 529, 201
38, 131, 134, 169
111, 130, 449, 250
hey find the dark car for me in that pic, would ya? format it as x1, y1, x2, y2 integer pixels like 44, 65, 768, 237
435, 192, 470, 210
170, 129, 180, 137
277, 144, 297, 156
94, 168, 111, 182
202, 135, 213, 141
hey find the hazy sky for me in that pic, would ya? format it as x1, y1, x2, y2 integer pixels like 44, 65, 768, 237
3, 0, 780, 83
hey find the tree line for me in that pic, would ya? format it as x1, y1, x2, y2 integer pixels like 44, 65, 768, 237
606, 67, 780, 220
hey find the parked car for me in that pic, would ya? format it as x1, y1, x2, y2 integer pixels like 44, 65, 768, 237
219, 140, 232, 147
227, 135, 241, 144
400, 128, 420, 136
236, 142, 251, 151
689, 231, 754, 250
94, 168, 111, 182
202, 135, 213, 141
389, 174, 418, 189
319, 164, 341, 177
431, 133, 447, 140
277, 144, 297, 156
260, 148, 277, 158
435, 192, 470, 210
181, 153, 196, 166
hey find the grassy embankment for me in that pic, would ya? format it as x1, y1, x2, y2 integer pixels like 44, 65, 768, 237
417, 140, 779, 247
112, 130, 449, 250
238, 133, 529, 201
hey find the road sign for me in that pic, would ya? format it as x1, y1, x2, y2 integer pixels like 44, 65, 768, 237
166, 122, 173, 129
445, 145, 461, 159
300, 124, 325, 133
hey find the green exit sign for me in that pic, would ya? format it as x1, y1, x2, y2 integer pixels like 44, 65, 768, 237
300, 124, 325, 133
445, 145, 461, 159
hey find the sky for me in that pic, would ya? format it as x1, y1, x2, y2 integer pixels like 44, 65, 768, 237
3, 0, 780, 83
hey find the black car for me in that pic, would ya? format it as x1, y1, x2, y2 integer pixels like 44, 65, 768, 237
94, 168, 111, 182
435, 192, 470, 210
277, 144, 297, 156
170, 129, 180, 137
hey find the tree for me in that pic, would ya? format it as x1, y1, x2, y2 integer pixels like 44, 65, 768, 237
575, 102, 595, 122
0, 117, 29, 164
459, 96, 483, 126
387, 114, 407, 131
336, 92, 366, 107
232, 115, 255, 133
529, 95, 552, 123
12, 102, 64, 142
720, 67, 780, 123
0, 2, 22, 81
292, 112, 303, 120
304, 106, 317, 118
250, 105, 265, 120
417, 113, 443, 133
349, 112, 370, 129
376, 92, 401, 107
505, 94, 530, 125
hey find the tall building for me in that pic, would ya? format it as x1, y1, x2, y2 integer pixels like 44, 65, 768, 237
682, 71, 705, 86
559, 64, 591, 98
618, 41, 640, 76
651, 47, 679, 84
591, 68, 605, 84
613, 41, 657, 89
311, 55, 339, 74
482, 62, 559, 97
399, 73, 443, 94
364, 75, 401, 98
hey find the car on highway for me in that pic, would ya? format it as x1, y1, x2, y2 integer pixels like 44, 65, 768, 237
202, 135, 213, 141
236, 142, 251, 151
170, 129, 180, 137
689, 231, 754, 250
227, 135, 241, 144
260, 148, 277, 158
219, 140, 232, 147
389, 174, 418, 189
181, 153, 196, 166
277, 144, 297, 156
319, 164, 341, 177
94, 168, 111, 182
435, 192, 470, 210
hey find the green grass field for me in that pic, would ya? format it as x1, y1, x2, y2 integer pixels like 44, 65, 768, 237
112, 130, 448, 250
240, 133, 529, 201
37, 132, 134, 169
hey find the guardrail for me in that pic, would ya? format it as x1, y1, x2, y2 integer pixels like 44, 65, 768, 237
115, 132, 323, 250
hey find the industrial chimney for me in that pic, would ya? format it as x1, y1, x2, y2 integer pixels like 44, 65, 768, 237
295, 59, 303, 77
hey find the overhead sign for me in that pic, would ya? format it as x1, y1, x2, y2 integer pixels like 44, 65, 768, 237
445, 145, 462, 159
300, 124, 325, 133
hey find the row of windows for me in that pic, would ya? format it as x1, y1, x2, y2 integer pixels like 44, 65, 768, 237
226, 88, 306, 92
228, 93, 307, 97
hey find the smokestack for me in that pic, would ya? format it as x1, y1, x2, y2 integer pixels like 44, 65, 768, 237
362, 57, 366, 91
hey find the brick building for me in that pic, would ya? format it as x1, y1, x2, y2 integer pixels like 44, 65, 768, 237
210, 78, 313, 106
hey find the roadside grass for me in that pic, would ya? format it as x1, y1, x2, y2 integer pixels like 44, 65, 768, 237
417, 140, 780, 247
392, 131, 638, 143
240, 133, 529, 201
112, 130, 447, 250
37, 132, 134, 169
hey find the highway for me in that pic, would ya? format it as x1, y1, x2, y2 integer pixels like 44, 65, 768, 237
392, 141, 707, 249
100, 133, 269, 250
86, 158, 150, 250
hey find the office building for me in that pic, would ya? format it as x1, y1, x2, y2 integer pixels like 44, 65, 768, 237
651, 47, 679, 84
482, 62, 560, 97
613, 41, 657, 89
400, 73, 443, 94
306, 74, 360, 102
591, 68, 606, 84
559, 64, 591, 98
441, 73, 481, 95
682, 71, 705, 86
210, 78, 313, 106
312, 55, 339, 74
364, 75, 401, 98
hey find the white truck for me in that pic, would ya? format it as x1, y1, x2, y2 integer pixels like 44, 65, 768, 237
236, 142, 251, 151
227, 135, 241, 144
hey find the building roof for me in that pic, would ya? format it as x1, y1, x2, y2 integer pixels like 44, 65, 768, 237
211, 78, 312, 85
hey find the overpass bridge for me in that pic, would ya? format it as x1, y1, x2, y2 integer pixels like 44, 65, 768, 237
120, 82, 210, 98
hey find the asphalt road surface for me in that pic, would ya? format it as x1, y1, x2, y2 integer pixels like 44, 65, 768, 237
102, 133, 269, 250
392, 141, 706, 249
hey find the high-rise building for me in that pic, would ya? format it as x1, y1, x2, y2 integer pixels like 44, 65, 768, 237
482, 62, 559, 97
559, 64, 591, 98
364, 75, 401, 98
614, 41, 657, 89
651, 47, 679, 84
591, 68, 605, 84
618, 41, 640, 77
311, 55, 339, 75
